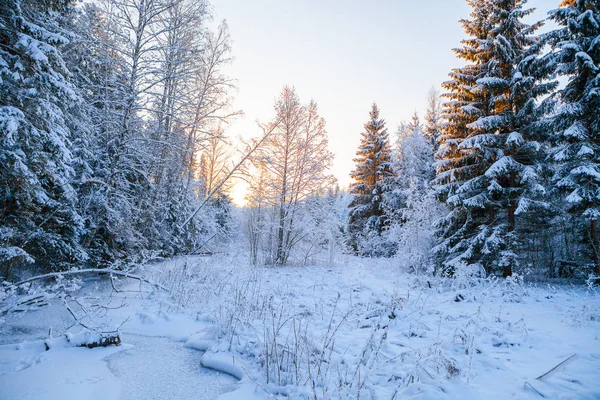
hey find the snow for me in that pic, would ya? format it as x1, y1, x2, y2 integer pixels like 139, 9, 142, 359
1, 255, 600, 399
570, 165, 600, 181
485, 156, 520, 177
0, 339, 125, 400
563, 122, 588, 139
576, 145, 594, 158
200, 352, 246, 381
506, 131, 524, 146
107, 334, 236, 400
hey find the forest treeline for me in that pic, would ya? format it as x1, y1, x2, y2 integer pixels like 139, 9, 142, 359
346, 0, 600, 279
1, 0, 238, 278
1, 0, 598, 281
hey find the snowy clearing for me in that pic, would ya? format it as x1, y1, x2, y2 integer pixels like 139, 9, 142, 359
1, 254, 599, 399
107, 334, 236, 400
4, 1, 600, 399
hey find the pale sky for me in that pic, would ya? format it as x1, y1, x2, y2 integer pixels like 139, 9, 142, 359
210, 0, 557, 205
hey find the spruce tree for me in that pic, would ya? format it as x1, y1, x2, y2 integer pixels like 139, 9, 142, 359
424, 88, 443, 152
65, 3, 136, 266
0, 0, 85, 277
544, 0, 600, 270
434, 0, 495, 276
434, 0, 554, 276
347, 103, 395, 255
386, 113, 434, 224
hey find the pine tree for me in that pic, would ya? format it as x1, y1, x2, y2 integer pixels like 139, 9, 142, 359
434, 0, 554, 276
386, 113, 434, 224
424, 88, 443, 152
64, 3, 130, 265
347, 103, 395, 255
544, 0, 600, 270
0, 0, 85, 277
396, 112, 422, 145
398, 127, 435, 188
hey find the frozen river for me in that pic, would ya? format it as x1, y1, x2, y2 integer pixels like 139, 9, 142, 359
107, 334, 236, 400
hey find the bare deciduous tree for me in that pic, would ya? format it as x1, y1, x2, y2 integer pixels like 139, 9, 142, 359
246, 87, 335, 265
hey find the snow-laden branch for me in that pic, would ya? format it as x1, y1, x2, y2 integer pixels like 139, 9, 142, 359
7, 269, 168, 292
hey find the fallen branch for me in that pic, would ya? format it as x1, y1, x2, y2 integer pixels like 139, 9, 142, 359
536, 353, 577, 381
180, 118, 280, 230
77, 332, 121, 349
44, 331, 122, 351
64, 298, 92, 331
240, 365, 278, 400
524, 381, 545, 398
109, 274, 121, 293
18, 295, 47, 307
8, 269, 168, 292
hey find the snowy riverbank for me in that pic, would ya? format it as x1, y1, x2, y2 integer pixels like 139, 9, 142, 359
1, 254, 599, 399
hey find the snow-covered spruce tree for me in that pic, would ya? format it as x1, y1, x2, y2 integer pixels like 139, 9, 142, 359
434, 0, 555, 277
386, 119, 441, 273
63, 3, 131, 266
347, 103, 395, 256
396, 116, 435, 189
424, 88, 443, 152
434, 0, 494, 277
0, 0, 86, 278
544, 0, 600, 271
385, 114, 434, 225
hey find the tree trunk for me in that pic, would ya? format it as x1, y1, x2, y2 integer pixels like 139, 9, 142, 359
276, 205, 286, 265
504, 172, 516, 278
591, 218, 599, 275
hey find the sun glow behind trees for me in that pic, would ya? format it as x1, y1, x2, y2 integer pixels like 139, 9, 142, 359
214, 0, 556, 207
1, 0, 598, 275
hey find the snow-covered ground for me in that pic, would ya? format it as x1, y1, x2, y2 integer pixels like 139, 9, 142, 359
107, 334, 236, 400
1, 253, 599, 399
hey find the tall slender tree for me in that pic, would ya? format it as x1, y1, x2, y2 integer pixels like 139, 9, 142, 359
65, 3, 131, 265
347, 103, 395, 255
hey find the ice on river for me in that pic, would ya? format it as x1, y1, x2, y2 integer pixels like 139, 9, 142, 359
108, 334, 236, 400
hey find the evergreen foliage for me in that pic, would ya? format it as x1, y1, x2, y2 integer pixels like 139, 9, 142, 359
1, 0, 598, 280
434, 0, 556, 276
347, 103, 395, 255
0, 0, 236, 278
424, 88, 443, 152
0, 0, 86, 277
544, 0, 600, 269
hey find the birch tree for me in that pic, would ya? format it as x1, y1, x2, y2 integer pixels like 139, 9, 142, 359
247, 87, 335, 265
